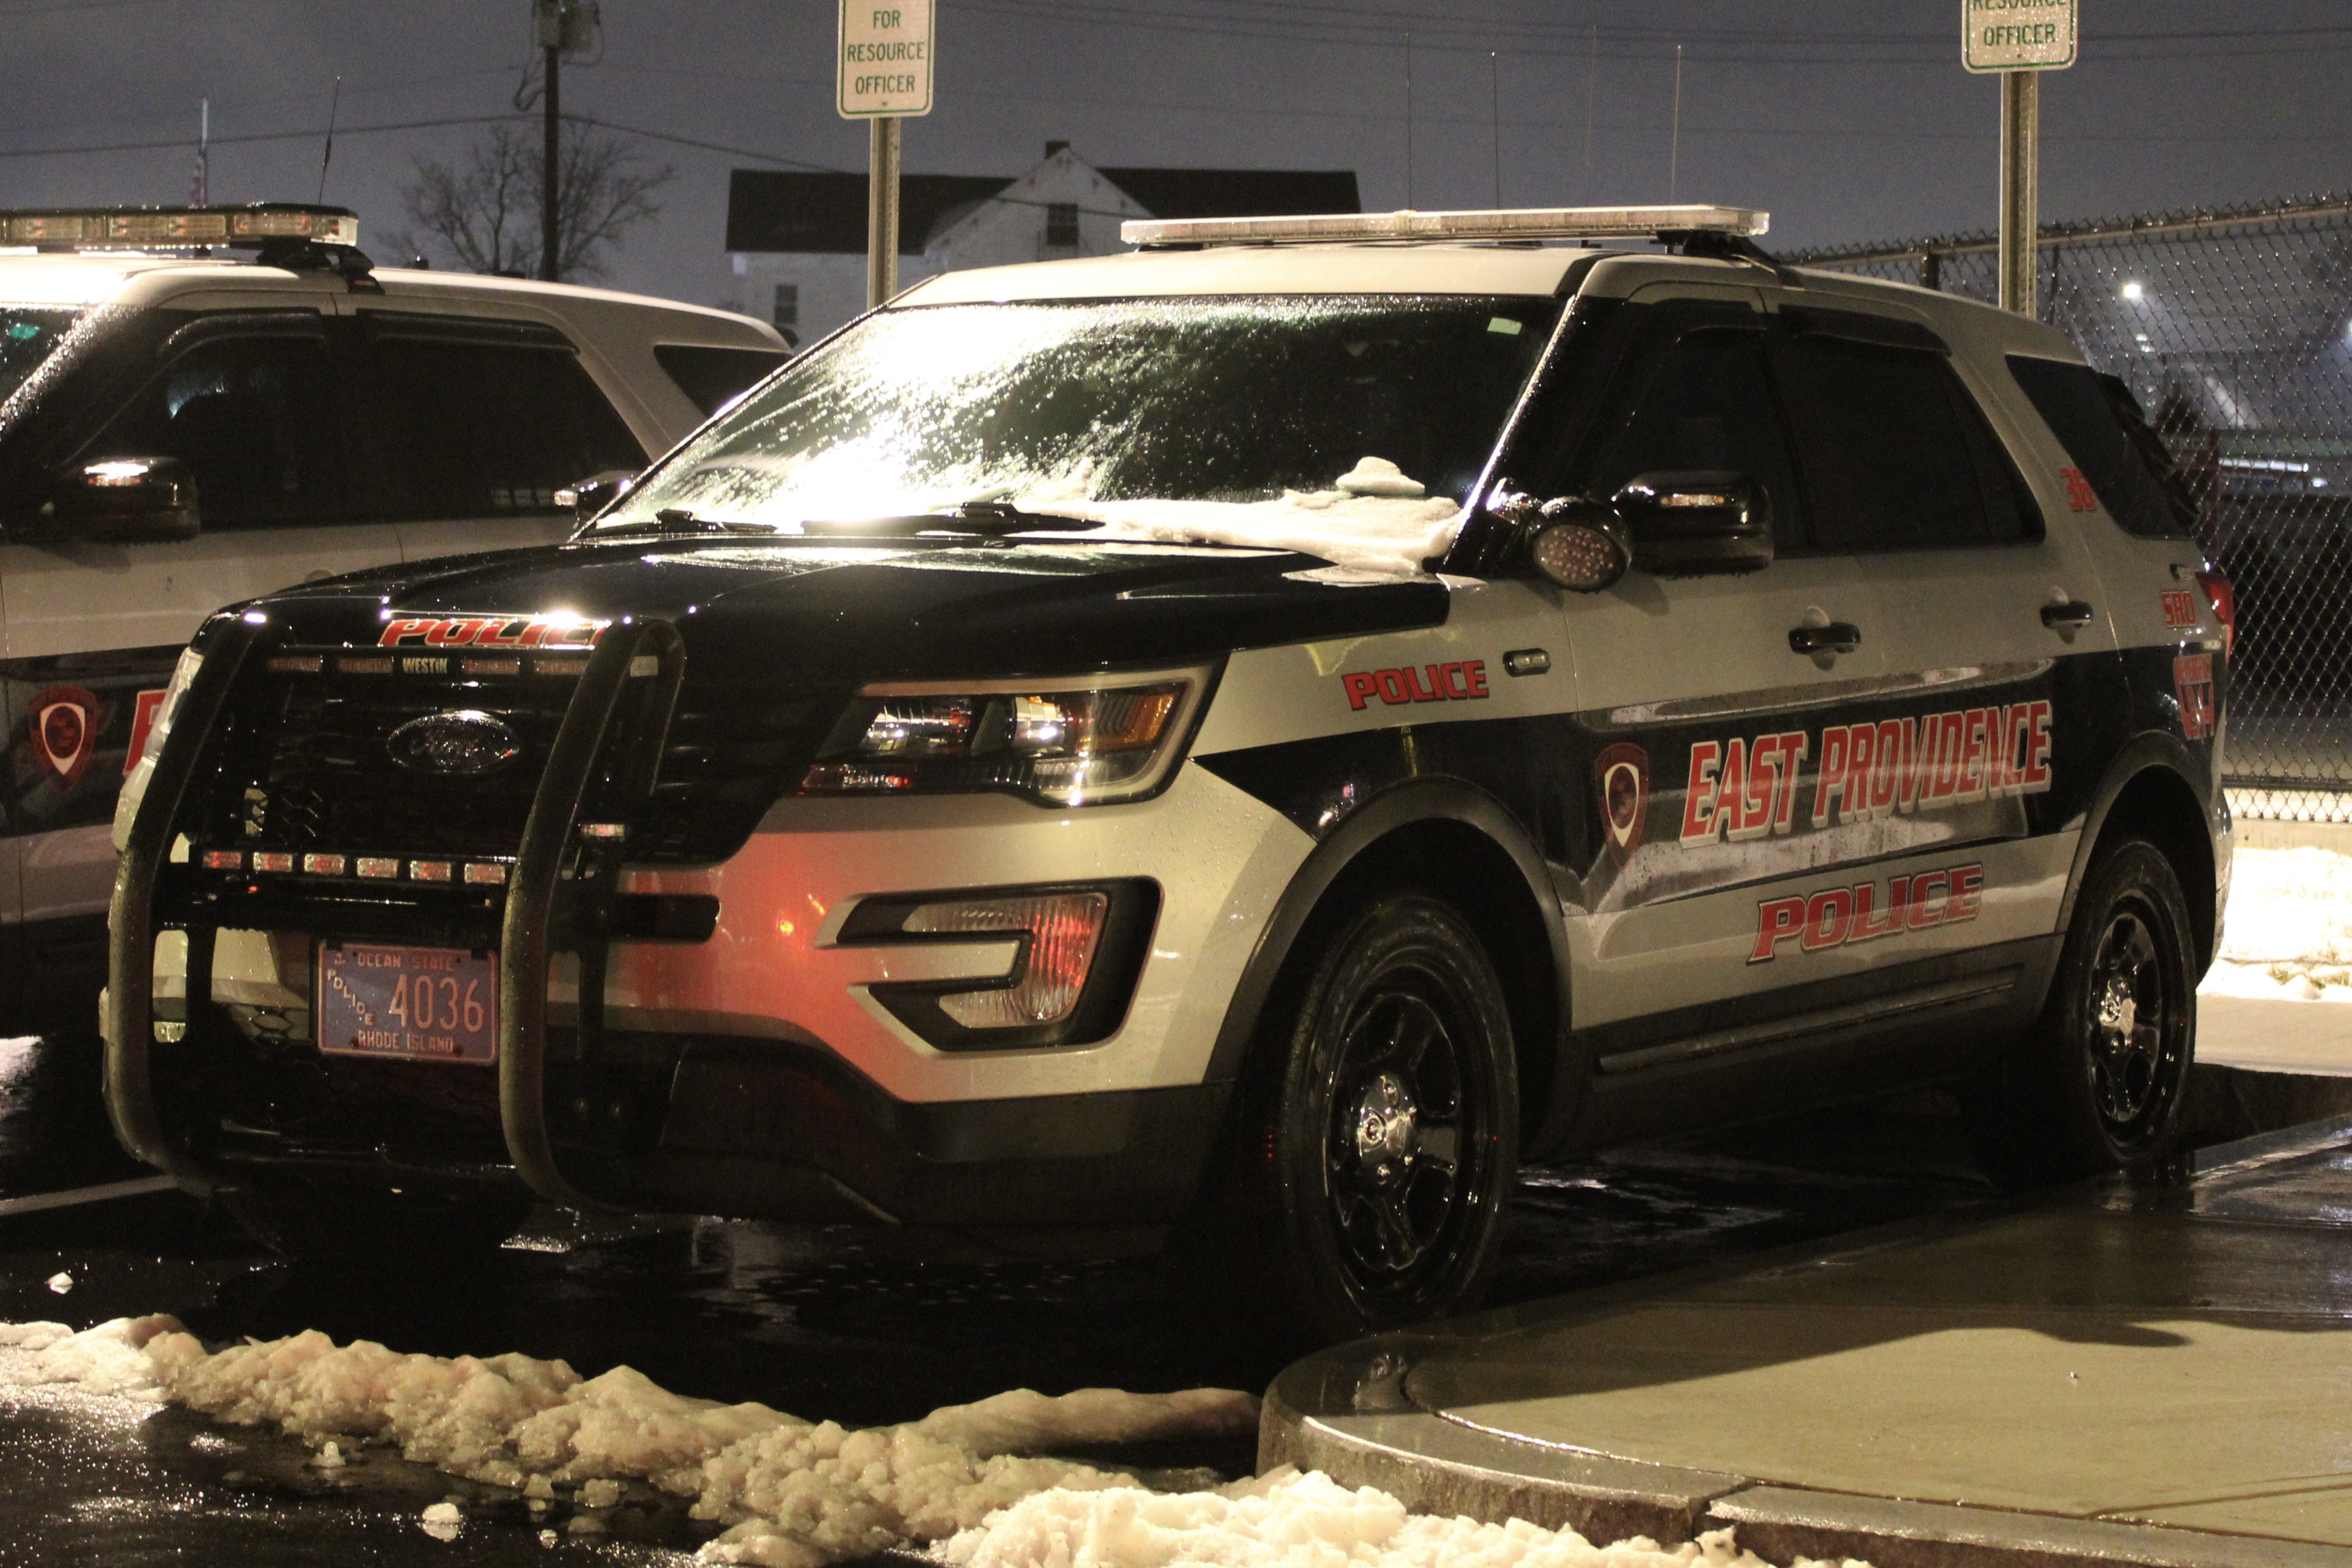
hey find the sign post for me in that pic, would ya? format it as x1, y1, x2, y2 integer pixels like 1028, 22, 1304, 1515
1963, 0, 2077, 319
839, 2, 934, 310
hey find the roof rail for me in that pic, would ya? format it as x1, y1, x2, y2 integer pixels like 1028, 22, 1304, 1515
1123, 204, 1767, 248
0, 203, 357, 251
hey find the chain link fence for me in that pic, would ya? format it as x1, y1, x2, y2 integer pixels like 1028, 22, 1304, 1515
1788, 196, 2352, 820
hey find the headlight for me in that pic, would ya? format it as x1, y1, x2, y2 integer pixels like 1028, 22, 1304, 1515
112, 646, 203, 854
801, 667, 1211, 806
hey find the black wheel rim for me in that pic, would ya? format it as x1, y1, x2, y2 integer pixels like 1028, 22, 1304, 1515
1321, 974, 1490, 1298
2083, 896, 2185, 1148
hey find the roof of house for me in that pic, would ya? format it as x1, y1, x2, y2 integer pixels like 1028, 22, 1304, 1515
1098, 168, 1360, 222
726, 165, 1360, 255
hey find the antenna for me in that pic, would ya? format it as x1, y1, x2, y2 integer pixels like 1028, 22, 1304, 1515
318, 75, 342, 204
1583, 25, 1597, 204
189, 97, 209, 207
1403, 33, 1414, 210
1489, 53, 1501, 207
1669, 45, 1684, 203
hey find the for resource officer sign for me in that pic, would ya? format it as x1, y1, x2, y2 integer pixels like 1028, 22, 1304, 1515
840, 1, 934, 118
1964, 0, 2076, 72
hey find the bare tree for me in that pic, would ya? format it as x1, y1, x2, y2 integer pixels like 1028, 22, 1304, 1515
392, 121, 671, 282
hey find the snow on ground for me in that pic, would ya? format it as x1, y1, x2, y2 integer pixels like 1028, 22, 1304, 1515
0, 1315, 1868, 1568
2205, 846, 2352, 1002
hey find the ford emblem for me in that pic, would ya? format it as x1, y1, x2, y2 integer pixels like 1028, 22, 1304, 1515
388, 710, 521, 779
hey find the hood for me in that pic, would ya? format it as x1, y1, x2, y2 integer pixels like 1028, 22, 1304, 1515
242, 535, 1451, 677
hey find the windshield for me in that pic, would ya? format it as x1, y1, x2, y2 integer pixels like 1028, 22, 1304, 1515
0, 307, 83, 409
600, 295, 1560, 575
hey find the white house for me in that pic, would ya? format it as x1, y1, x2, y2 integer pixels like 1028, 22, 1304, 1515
722, 145, 1358, 348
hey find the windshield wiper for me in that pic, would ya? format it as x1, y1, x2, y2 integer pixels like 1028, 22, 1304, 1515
588, 508, 779, 539
799, 501, 1096, 538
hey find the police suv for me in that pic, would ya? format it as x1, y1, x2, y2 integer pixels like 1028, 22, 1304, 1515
107, 206, 2230, 1341
0, 203, 783, 1043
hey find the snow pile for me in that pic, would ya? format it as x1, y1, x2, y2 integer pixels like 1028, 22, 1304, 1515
0, 1317, 1866, 1567
0, 1316, 1256, 1565
0, 1313, 175, 1398
2204, 846, 2352, 1001
942, 1469, 1856, 1568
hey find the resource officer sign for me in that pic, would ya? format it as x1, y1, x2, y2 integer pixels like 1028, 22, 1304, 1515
1964, 0, 2076, 72
840, 1, 933, 118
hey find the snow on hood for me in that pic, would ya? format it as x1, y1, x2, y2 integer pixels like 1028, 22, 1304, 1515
0, 1318, 1868, 1568
1013, 454, 1466, 579
1048, 490, 1464, 580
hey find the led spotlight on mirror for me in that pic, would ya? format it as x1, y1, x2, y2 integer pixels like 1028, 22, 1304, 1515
1528, 501, 1631, 593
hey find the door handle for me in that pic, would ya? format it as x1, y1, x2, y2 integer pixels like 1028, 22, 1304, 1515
2041, 599, 2096, 630
1789, 621, 1863, 655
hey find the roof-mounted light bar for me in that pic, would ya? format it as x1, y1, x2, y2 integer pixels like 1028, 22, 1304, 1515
0, 203, 358, 251
1123, 204, 1768, 249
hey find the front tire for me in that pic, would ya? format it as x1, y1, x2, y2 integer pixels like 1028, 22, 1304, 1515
1968, 837, 2198, 1186
1205, 891, 1519, 1346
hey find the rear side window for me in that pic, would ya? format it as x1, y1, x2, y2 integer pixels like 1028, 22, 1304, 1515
2006, 355, 2198, 540
363, 338, 646, 519
654, 343, 788, 417
1575, 325, 1807, 551
1777, 332, 2038, 551
84, 332, 343, 529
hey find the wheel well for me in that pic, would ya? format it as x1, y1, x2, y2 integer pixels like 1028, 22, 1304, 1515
2095, 766, 2217, 969
1297, 820, 1560, 1141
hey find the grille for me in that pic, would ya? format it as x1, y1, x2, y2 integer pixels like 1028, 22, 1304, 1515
184, 649, 850, 873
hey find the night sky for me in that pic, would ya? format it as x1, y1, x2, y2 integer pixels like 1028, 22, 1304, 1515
0, 0, 2344, 308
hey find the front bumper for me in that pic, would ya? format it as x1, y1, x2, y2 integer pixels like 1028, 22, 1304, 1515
106, 613, 1300, 1233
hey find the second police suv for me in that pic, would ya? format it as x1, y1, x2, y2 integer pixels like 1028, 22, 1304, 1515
109, 205, 2232, 1343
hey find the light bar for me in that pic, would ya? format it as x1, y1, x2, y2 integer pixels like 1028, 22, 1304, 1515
1122, 205, 1768, 248
0, 203, 358, 251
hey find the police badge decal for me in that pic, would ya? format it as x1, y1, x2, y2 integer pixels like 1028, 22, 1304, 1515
1593, 741, 1649, 860
27, 684, 100, 791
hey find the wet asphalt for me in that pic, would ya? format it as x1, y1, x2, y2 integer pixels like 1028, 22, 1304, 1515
0, 1024, 1998, 1565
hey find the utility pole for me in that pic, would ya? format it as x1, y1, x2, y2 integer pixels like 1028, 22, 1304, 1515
533, 1, 601, 282
540, 19, 561, 281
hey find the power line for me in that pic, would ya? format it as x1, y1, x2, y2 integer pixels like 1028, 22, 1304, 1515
947, 0, 2352, 65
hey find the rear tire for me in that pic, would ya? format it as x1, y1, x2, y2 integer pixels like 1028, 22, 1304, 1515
1965, 837, 2197, 1187
1198, 891, 1519, 1347
223, 1180, 531, 1266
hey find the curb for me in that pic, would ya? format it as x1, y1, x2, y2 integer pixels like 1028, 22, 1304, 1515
1262, 1340, 2352, 1568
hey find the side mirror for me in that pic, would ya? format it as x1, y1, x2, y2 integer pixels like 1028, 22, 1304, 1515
11, 457, 201, 545
1612, 471, 1772, 577
556, 468, 638, 523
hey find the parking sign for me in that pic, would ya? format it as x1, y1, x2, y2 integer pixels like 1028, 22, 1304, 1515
1963, 0, 2076, 73
840, 1, 934, 118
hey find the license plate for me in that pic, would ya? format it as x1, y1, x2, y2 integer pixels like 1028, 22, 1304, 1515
316, 942, 498, 1065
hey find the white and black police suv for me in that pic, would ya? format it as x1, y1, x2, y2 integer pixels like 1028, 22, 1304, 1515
107, 205, 2230, 1342
0, 203, 784, 1045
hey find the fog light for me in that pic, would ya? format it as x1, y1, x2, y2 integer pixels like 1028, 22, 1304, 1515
904, 891, 1109, 1029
